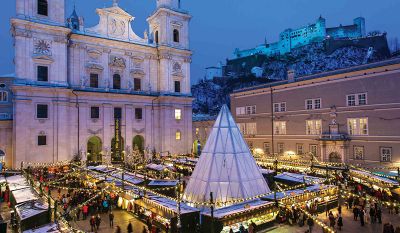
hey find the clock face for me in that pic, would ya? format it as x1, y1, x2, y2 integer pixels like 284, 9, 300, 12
34, 39, 51, 55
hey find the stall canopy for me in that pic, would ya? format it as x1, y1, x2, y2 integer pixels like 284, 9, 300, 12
23, 223, 60, 233
148, 180, 178, 187
202, 199, 274, 219
12, 188, 38, 205
183, 105, 271, 204
6, 175, 30, 191
275, 172, 324, 185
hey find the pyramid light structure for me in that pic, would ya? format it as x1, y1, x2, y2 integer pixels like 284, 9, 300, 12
183, 105, 270, 205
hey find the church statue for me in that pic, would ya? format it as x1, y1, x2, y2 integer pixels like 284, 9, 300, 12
128, 79, 133, 92
80, 76, 88, 88
144, 29, 148, 40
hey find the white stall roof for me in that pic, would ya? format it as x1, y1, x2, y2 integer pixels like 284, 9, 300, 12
148, 180, 178, 187
111, 172, 144, 185
184, 105, 270, 204
146, 164, 168, 171
16, 200, 48, 220
146, 192, 199, 214
202, 199, 274, 218
23, 223, 61, 233
12, 188, 38, 204
275, 172, 324, 185
351, 169, 399, 185
5, 175, 31, 191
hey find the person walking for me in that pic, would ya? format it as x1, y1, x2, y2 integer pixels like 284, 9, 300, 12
353, 206, 359, 221
328, 211, 335, 228
377, 207, 382, 224
369, 207, 376, 224
90, 215, 96, 232
95, 214, 101, 230
359, 208, 365, 226
307, 217, 314, 233
115, 226, 122, 233
127, 222, 133, 233
83, 204, 89, 220
337, 215, 343, 231
109, 211, 114, 227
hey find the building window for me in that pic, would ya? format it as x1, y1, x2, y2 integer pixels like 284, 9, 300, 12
90, 107, 100, 119
90, 73, 99, 88
155, 31, 159, 44
263, 142, 270, 154
114, 107, 122, 119
195, 128, 199, 135
174, 81, 181, 93
246, 106, 256, 115
306, 120, 322, 135
135, 108, 143, 120
36, 104, 48, 119
310, 144, 318, 157
175, 109, 182, 120
296, 144, 304, 155
37, 0, 48, 16
0, 91, 8, 102
305, 98, 321, 110
380, 147, 392, 162
134, 78, 141, 91
176, 130, 181, 140
353, 146, 364, 160
273, 121, 286, 135
173, 29, 180, 43
113, 74, 121, 89
277, 143, 284, 154
237, 122, 257, 135
236, 107, 246, 116
274, 102, 286, 112
37, 66, 48, 82
38, 135, 47, 146
347, 118, 368, 135
347, 93, 367, 106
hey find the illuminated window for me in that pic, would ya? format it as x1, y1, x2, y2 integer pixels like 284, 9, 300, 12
0, 91, 8, 102
175, 131, 181, 140
175, 109, 182, 120
195, 128, 199, 135
237, 122, 257, 135
306, 120, 322, 135
347, 118, 368, 135
273, 121, 286, 135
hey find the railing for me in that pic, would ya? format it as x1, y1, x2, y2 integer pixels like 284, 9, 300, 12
319, 134, 349, 141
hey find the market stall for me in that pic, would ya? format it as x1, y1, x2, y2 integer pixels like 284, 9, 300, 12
22, 223, 61, 233
134, 193, 199, 233
201, 199, 277, 233
350, 169, 399, 190
15, 200, 49, 231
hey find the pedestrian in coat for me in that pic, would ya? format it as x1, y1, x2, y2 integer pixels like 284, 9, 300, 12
90, 215, 96, 232
307, 217, 314, 233
337, 216, 343, 231
95, 214, 101, 230
109, 211, 114, 227
127, 222, 133, 233
115, 226, 122, 233
353, 206, 359, 221
359, 208, 365, 226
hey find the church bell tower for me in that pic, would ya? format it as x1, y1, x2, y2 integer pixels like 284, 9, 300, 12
16, 0, 66, 25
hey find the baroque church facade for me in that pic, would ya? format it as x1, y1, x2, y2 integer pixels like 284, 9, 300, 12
0, 0, 193, 168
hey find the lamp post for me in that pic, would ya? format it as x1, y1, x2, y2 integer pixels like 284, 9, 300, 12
210, 192, 215, 233
176, 175, 182, 233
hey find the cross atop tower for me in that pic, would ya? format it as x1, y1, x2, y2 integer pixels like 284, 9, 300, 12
113, 0, 119, 7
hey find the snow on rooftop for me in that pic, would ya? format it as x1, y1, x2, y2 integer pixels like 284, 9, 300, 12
16, 200, 48, 220
12, 188, 38, 204
148, 180, 178, 187
23, 223, 60, 233
275, 172, 324, 184
202, 199, 274, 219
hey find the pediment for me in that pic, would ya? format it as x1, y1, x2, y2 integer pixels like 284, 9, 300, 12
130, 69, 145, 77
85, 6, 146, 43
85, 62, 104, 71
32, 54, 54, 64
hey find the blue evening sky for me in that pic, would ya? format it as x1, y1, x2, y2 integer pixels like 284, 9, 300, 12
0, 0, 399, 84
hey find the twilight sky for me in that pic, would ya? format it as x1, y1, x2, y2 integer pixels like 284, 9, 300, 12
1, 0, 399, 84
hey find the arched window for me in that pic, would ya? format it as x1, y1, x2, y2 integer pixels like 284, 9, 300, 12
0, 91, 8, 102
38, 0, 48, 16
113, 74, 121, 89
155, 31, 159, 44
173, 29, 180, 43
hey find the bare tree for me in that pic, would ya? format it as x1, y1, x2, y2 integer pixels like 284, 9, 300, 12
389, 37, 400, 53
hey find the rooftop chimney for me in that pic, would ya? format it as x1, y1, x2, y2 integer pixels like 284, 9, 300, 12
287, 69, 296, 83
